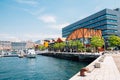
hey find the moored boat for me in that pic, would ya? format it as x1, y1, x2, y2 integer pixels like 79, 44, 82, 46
0, 55, 2, 57
26, 49, 36, 58
17, 50, 25, 58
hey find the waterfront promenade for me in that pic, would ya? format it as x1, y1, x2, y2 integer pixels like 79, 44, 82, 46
113, 54, 120, 72
70, 54, 120, 80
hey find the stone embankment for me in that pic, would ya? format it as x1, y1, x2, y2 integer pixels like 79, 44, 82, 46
40, 52, 101, 61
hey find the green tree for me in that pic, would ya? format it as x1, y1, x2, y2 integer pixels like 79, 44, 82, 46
68, 40, 76, 52
53, 43, 60, 51
68, 40, 74, 47
68, 40, 84, 52
76, 40, 84, 52
91, 36, 104, 52
59, 42, 66, 50
38, 45, 46, 51
53, 42, 66, 52
108, 35, 120, 47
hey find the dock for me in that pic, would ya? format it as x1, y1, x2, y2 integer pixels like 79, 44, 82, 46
70, 54, 120, 80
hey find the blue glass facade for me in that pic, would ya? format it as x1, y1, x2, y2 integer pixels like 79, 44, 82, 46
62, 8, 120, 39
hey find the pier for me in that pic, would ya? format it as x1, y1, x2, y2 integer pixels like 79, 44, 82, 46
70, 54, 120, 80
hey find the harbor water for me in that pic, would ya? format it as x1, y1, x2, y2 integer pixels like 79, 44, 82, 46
0, 55, 89, 80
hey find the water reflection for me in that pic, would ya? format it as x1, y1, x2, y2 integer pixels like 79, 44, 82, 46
27, 58, 36, 66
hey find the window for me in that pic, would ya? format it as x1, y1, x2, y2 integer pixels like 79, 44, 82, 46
96, 25, 106, 29
106, 24, 117, 28
103, 35, 109, 38
106, 14, 117, 18
106, 19, 117, 23
103, 30, 118, 33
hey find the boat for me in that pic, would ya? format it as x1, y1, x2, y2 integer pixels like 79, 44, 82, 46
0, 53, 2, 57
0, 50, 5, 57
18, 50, 24, 58
0, 51, 2, 57
26, 49, 36, 58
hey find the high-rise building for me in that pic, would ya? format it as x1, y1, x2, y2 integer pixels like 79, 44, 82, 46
62, 8, 120, 39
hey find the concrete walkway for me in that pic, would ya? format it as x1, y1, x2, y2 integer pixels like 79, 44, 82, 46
70, 55, 120, 80
112, 54, 120, 72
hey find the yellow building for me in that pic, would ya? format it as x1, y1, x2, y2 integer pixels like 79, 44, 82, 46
44, 41, 49, 48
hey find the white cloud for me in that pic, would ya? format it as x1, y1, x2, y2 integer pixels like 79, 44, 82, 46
15, 0, 38, 6
48, 23, 70, 30
22, 8, 45, 16
38, 15, 56, 23
0, 34, 21, 42
29, 8, 45, 15
0, 33, 61, 42
24, 33, 61, 40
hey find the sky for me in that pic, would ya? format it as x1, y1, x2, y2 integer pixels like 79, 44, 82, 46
0, 0, 120, 42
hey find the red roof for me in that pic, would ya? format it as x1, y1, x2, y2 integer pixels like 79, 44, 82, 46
56, 38, 63, 43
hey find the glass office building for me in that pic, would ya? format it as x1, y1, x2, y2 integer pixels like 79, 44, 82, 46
62, 8, 120, 39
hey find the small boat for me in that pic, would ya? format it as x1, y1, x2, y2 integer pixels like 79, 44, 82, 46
18, 54, 24, 58
0, 51, 2, 57
0, 55, 2, 57
18, 50, 24, 58
26, 49, 36, 58
0, 50, 5, 57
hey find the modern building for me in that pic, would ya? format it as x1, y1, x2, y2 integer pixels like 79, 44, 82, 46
66, 28, 102, 44
11, 42, 26, 51
62, 8, 120, 40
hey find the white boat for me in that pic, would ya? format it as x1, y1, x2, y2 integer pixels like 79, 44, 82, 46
0, 51, 2, 57
0, 55, 2, 57
0, 50, 5, 57
18, 50, 24, 58
26, 49, 36, 58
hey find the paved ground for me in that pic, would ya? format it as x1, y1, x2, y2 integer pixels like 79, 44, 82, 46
70, 54, 120, 80
112, 54, 120, 72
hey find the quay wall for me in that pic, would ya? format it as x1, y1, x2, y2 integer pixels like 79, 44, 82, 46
41, 52, 79, 61
40, 52, 100, 61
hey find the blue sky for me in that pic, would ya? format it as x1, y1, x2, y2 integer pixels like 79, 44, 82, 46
0, 0, 120, 41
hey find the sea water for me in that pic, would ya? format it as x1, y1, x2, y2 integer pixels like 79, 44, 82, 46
0, 55, 89, 80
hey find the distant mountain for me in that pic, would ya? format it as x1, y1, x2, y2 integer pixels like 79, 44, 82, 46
35, 40, 41, 44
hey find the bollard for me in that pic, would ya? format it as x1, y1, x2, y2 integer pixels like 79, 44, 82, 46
80, 67, 89, 76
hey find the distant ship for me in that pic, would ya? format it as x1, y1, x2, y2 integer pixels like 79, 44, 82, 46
26, 49, 36, 58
